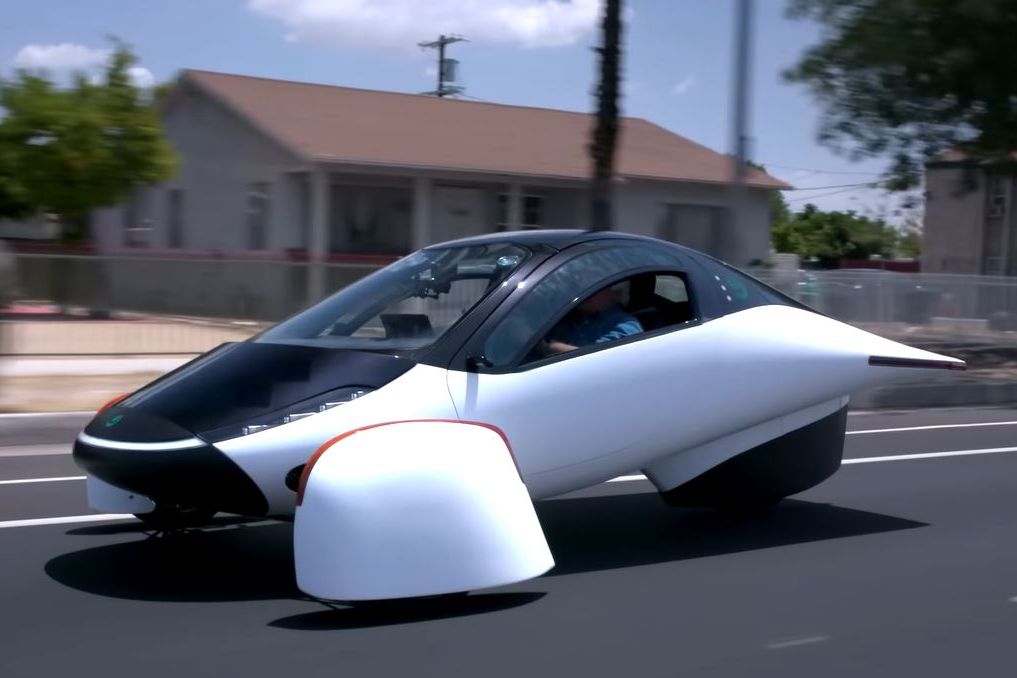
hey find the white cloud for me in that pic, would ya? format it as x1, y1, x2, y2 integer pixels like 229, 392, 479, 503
672, 75, 696, 96
14, 43, 109, 70
127, 66, 155, 89
248, 0, 603, 49
12, 43, 156, 88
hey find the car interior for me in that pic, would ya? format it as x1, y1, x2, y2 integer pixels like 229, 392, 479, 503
623, 272, 696, 332
533, 272, 697, 360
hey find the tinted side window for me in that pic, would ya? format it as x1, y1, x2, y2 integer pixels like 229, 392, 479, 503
694, 256, 792, 315
482, 246, 684, 368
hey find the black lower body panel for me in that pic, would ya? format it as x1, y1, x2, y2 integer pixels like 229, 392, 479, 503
660, 404, 847, 507
73, 440, 268, 516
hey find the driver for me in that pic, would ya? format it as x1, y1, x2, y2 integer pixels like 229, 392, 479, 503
544, 282, 643, 354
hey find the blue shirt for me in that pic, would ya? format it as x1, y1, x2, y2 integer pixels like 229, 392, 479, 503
551, 306, 643, 347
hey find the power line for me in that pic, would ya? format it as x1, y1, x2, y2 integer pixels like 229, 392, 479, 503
763, 162, 884, 176
787, 186, 873, 204
784, 181, 882, 192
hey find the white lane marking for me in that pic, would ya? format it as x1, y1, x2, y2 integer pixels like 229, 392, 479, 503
10, 448, 1014, 527
1009, 596, 1017, 604
766, 635, 831, 650
0, 475, 85, 486
0, 514, 134, 529
843, 446, 1017, 464
607, 446, 1017, 484
0, 445, 72, 458
849, 420, 1017, 435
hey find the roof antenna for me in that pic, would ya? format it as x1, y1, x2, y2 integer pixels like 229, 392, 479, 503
418, 34, 467, 98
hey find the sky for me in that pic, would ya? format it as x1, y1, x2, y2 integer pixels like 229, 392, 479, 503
0, 0, 912, 221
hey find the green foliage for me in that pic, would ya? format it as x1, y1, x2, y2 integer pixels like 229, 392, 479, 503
748, 162, 794, 239
771, 203, 902, 266
0, 141, 32, 218
0, 41, 176, 240
785, 0, 1017, 189
896, 222, 922, 259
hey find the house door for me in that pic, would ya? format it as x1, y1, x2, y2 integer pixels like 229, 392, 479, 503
432, 187, 487, 243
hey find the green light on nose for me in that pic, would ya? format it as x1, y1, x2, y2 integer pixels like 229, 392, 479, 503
105, 414, 124, 428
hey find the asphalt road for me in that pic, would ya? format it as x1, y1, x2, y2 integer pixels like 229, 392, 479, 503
1, 407, 1017, 678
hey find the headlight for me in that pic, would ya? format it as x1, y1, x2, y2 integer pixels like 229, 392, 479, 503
207, 386, 373, 442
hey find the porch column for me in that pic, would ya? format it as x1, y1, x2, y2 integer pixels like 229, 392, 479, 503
307, 167, 330, 305
506, 181, 524, 230
412, 176, 433, 250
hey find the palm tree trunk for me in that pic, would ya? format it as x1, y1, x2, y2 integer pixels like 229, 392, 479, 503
589, 0, 622, 231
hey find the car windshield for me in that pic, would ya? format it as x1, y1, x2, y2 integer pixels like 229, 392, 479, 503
255, 242, 530, 352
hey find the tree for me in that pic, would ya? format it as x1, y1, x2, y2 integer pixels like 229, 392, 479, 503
896, 221, 922, 259
749, 162, 793, 235
772, 203, 899, 266
0, 41, 176, 241
589, 0, 622, 231
785, 0, 1017, 189
0, 143, 32, 219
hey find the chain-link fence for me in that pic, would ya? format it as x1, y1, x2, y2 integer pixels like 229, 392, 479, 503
3, 253, 1017, 355
751, 268, 1017, 342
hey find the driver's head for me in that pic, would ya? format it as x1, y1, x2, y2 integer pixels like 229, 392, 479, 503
579, 282, 628, 315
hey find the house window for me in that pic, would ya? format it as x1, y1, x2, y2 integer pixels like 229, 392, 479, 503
332, 185, 412, 254
987, 176, 1007, 219
247, 182, 271, 250
496, 193, 545, 229
122, 197, 137, 247
122, 191, 150, 247
167, 189, 184, 249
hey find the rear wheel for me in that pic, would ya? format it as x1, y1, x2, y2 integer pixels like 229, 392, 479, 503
134, 504, 217, 530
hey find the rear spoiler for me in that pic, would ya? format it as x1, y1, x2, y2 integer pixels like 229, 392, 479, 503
869, 356, 967, 371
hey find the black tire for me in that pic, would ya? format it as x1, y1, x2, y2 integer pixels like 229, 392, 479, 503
134, 504, 217, 530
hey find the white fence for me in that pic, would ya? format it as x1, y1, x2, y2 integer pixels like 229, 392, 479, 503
6, 253, 386, 321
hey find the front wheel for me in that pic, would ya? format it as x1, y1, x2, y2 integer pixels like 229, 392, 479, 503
134, 504, 217, 530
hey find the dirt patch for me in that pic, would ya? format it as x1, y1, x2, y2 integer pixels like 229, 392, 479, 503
0, 373, 163, 413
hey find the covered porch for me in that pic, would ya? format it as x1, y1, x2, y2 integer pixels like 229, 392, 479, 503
286, 166, 590, 301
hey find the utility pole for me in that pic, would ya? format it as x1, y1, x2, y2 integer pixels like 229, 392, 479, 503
419, 34, 466, 98
728, 0, 754, 262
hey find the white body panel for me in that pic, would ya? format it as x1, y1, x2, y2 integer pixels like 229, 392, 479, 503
449, 305, 962, 499
294, 421, 553, 601
215, 364, 457, 515
86, 475, 155, 514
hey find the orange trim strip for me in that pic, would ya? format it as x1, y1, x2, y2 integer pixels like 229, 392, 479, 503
295, 419, 518, 507
97, 392, 132, 413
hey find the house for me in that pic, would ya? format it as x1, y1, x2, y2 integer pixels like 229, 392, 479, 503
923, 151, 1017, 275
83, 70, 790, 316
91, 70, 787, 262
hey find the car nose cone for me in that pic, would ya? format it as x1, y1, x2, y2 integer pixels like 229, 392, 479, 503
73, 407, 268, 515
